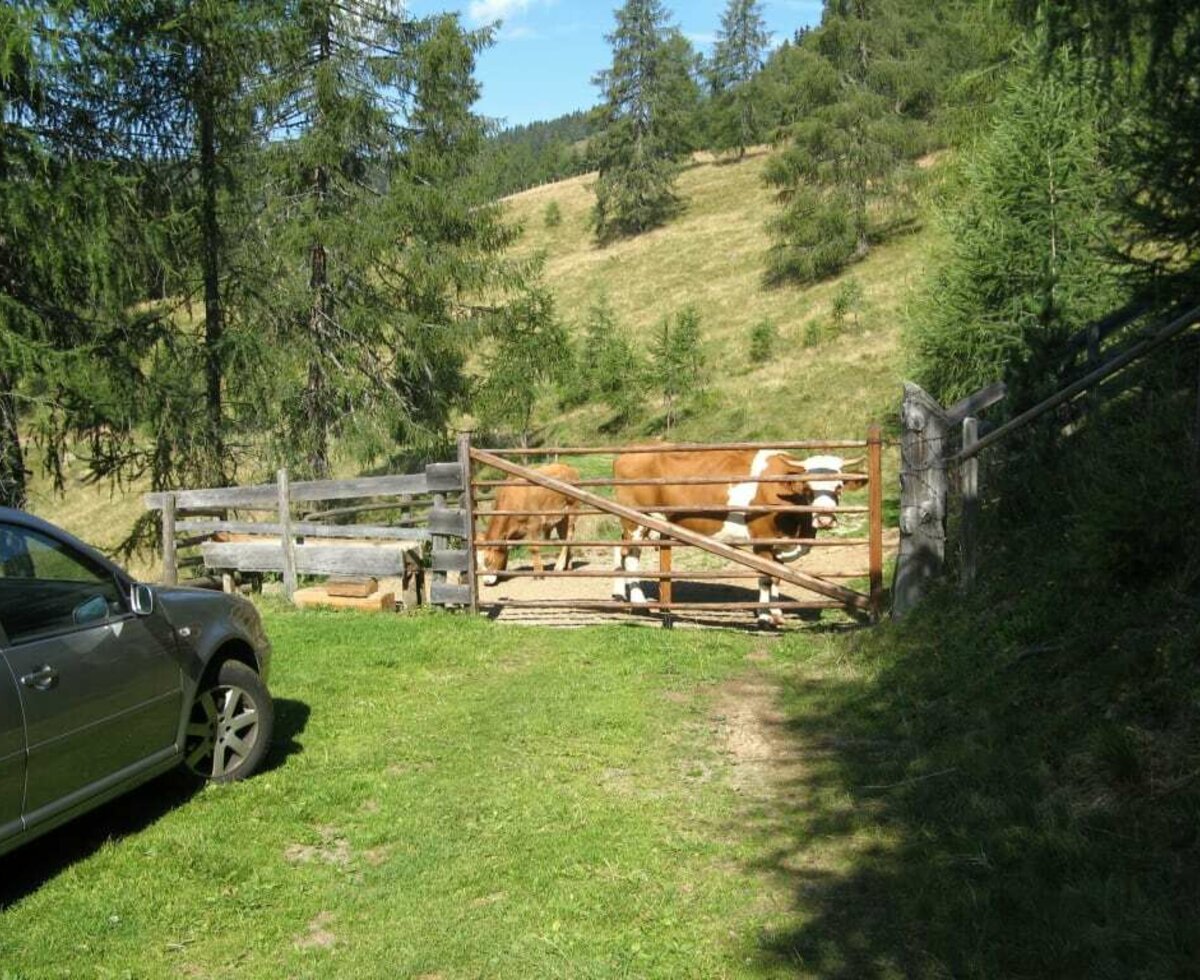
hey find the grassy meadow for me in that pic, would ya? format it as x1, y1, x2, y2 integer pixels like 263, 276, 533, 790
500, 148, 935, 445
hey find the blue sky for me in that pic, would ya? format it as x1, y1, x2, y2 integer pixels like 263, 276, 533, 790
405, 0, 824, 128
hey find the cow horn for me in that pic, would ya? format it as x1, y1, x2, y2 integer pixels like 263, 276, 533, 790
840, 456, 865, 472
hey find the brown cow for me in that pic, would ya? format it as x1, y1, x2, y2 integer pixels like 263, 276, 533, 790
611, 450, 860, 625
478, 463, 580, 586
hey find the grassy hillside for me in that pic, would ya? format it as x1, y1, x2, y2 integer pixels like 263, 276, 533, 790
501, 148, 935, 444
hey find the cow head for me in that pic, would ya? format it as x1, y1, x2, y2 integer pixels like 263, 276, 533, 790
780, 454, 866, 530
477, 545, 507, 586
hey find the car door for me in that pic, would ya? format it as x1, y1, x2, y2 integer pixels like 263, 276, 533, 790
0, 654, 24, 845
0, 523, 183, 823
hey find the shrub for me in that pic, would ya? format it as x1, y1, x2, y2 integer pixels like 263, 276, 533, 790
829, 277, 864, 335
748, 319, 777, 363
543, 200, 562, 228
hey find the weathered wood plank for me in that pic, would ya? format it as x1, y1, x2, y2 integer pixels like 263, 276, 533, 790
175, 519, 428, 542
428, 507, 468, 536
945, 381, 1006, 425
294, 587, 395, 613
431, 581, 472, 605
424, 462, 464, 493
458, 434, 478, 614
960, 417, 979, 591
161, 494, 177, 586
431, 549, 470, 573
145, 472, 432, 510
278, 469, 297, 601
326, 578, 377, 598
201, 542, 411, 577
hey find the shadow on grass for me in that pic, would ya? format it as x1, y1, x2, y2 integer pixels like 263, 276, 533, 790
742, 602, 1200, 978
0, 697, 309, 910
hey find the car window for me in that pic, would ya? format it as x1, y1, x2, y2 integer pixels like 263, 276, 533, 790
0, 524, 124, 644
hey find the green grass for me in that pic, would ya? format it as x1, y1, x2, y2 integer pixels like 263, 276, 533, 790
0, 609, 801, 978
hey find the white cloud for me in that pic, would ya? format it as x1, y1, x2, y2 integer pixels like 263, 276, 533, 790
467, 0, 551, 26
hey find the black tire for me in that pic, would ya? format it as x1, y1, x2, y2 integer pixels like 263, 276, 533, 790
182, 659, 274, 783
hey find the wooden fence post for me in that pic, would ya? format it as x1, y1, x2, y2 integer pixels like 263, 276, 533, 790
161, 493, 177, 586
659, 545, 673, 628
277, 468, 297, 602
893, 382, 950, 618
867, 424, 884, 620
960, 416, 979, 591
457, 432, 478, 614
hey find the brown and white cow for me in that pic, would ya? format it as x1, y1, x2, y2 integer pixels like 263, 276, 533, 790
611, 450, 860, 625
477, 463, 580, 586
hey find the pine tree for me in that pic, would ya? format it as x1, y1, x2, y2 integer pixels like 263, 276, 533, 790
709, 0, 771, 158
764, 0, 1014, 285
475, 289, 569, 447
907, 44, 1127, 405
591, 0, 699, 241
262, 7, 523, 474
650, 305, 706, 434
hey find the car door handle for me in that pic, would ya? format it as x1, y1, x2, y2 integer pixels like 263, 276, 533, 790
20, 665, 59, 691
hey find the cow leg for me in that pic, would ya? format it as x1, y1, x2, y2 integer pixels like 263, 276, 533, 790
553, 515, 571, 572
757, 576, 775, 627
625, 527, 647, 604
531, 541, 544, 579
770, 580, 784, 626
612, 545, 627, 600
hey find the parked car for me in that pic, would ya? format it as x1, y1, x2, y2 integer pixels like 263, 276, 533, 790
0, 508, 273, 857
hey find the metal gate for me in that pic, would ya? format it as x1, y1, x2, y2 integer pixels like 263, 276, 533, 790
431, 429, 885, 626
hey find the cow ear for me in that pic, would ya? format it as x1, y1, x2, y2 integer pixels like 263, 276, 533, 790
841, 473, 870, 492
781, 461, 812, 498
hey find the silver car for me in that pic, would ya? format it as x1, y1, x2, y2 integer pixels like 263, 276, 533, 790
0, 508, 274, 857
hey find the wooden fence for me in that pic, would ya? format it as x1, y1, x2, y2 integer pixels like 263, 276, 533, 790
452, 430, 886, 627
143, 462, 469, 606
894, 299, 1200, 616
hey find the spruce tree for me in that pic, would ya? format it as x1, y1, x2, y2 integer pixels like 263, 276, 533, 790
650, 305, 706, 434
709, 0, 771, 158
591, 0, 699, 241
764, 0, 1013, 285
907, 44, 1127, 405
263, 7, 523, 474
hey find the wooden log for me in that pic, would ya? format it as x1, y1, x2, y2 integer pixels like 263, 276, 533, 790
945, 381, 1006, 426
867, 423, 885, 620
326, 578, 378, 598
960, 417, 979, 591
161, 493, 177, 586
429, 507, 468, 536
278, 469, 297, 602
659, 545, 673, 628
458, 433, 478, 614
893, 383, 950, 619
479, 568, 869, 583
424, 461, 464, 493
482, 599, 844, 611
293, 587, 396, 613
430, 491, 448, 603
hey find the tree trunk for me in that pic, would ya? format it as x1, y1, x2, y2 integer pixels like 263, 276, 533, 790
198, 60, 226, 484
0, 376, 27, 510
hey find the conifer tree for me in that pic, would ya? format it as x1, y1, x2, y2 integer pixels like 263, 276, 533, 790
650, 305, 706, 434
764, 0, 1013, 284
263, 6, 522, 474
907, 44, 1127, 405
591, 0, 699, 241
709, 0, 771, 158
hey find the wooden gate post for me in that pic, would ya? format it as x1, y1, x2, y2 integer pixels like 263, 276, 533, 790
457, 432, 478, 614
161, 493, 177, 586
867, 424, 884, 620
277, 468, 297, 602
960, 417, 980, 590
893, 383, 950, 618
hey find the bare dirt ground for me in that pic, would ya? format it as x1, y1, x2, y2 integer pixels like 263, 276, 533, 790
475, 528, 898, 631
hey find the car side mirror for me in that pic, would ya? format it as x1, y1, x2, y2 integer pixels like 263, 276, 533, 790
131, 584, 154, 616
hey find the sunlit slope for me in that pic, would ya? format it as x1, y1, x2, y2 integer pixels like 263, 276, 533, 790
503, 148, 936, 441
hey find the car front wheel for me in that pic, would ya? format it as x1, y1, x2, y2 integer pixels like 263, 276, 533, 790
183, 660, 274, 783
